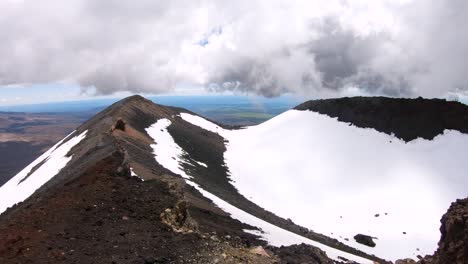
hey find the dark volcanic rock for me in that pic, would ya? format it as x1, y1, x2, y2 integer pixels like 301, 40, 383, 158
273, 243, 334, 264
417, 198, 468, 264
113, 118, 126, 131
353, 234, 377, 247
295, 96, 468, 142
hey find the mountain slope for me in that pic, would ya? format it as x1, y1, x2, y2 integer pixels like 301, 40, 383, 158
0, 96, 262, 263
0, 95, 466, 263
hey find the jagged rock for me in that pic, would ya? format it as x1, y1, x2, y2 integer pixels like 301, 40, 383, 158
418, 198, 468, 264
160, 200, 198, 233
114, 119, 126, 131
353, 234, 377, 247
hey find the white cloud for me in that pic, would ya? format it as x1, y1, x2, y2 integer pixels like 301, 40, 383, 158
0, 0, 467, 98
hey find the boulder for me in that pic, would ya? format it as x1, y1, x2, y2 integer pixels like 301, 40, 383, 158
353, 234, 377, 247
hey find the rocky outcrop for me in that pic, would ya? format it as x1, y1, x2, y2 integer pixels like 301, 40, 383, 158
160, 200, 198, 233
113, 119, 126, 131
417, 198, 468, 264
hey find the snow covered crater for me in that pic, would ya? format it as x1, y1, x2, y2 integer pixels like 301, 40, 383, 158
178, 110, 468, 262
0, 130, 87, 215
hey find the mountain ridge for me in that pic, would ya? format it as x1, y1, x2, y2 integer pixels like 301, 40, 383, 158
295, 96, 468, 141
0, 95, 466, 263
0, 95, 278, 263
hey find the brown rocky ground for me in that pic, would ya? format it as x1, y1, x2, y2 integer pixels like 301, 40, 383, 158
0, 151, 279, 264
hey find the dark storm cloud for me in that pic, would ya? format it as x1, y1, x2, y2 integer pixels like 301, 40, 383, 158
206, 59, 290, 97
204, 16, 413, 97
306, 19, 413, 96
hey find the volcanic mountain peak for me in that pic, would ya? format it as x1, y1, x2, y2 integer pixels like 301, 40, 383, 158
0, 95, 467, 264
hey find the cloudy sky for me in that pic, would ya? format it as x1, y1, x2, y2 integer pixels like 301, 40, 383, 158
0, 0, 467, 105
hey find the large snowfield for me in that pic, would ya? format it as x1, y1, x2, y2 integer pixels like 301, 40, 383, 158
0, 130, 87, 215
179, 110, 468, 262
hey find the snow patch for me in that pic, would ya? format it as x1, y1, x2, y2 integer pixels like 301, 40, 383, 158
146, 118, 373, 264
146, 119, 192, 180
0, 130, 87, 215
194, 160, 208, 168
179, 113, 222, 134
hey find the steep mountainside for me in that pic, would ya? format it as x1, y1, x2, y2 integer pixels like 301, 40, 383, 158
0, 95, 466, 264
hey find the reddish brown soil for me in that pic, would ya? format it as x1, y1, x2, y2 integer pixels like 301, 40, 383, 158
0, 152, 222, 264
